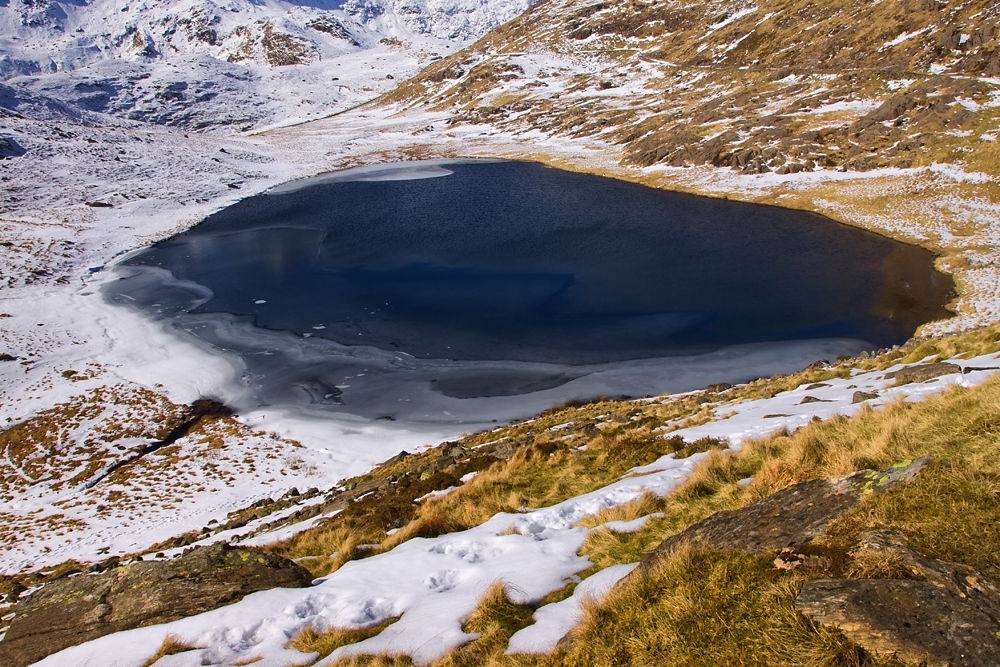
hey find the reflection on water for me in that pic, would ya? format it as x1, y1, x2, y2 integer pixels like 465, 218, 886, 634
120, 160, 953, 364
105, 160, 955, 420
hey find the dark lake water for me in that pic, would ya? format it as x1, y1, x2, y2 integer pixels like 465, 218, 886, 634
107, 160, 954, 420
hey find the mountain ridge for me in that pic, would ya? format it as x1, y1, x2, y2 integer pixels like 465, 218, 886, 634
0, 0, 539, 130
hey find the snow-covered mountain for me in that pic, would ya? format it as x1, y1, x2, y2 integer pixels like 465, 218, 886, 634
0, 0, 537, 130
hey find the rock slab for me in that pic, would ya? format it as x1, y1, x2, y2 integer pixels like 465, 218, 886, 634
796, 530, 1000, 666
884, 362, 961, 386
640, 458, 930, 564
797, 578, 1000, 665
0, 543, 313, 667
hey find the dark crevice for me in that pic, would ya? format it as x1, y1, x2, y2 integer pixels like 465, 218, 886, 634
82, 399, 233, 490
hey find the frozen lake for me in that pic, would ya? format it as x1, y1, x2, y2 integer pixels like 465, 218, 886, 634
106, 159, 953, 424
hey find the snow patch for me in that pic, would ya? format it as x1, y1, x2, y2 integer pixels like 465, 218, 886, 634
505, 563, 637, 654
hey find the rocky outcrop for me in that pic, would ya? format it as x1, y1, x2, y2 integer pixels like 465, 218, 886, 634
0, 543, 313, 667
0, 135, 26, 159
797, 531, 1000, 666
342, 0, 538, 41
629, 458, 1000, 664
639, 458, 930, 565
884, 362, 962, 386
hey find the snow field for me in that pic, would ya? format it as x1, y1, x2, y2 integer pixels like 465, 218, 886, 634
33, 443, 706, 667
30, 353, 1000, 667
0, 280, 464, 572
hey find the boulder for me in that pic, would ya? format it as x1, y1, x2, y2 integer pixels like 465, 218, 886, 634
797, 532, 1000, 666
851, 390, 879, 403
0, 135, 25, 159
884, 362, 961, 386
639, 458, 929, 566
0, 543, 313, 667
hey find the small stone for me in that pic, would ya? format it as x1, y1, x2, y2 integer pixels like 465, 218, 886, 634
852, 390, 879, 403
884, 362, 961, 386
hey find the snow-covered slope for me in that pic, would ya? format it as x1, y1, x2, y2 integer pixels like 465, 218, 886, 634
26, 357, 1000, 667
340, 0, 537, 41
0, 0, 537, 130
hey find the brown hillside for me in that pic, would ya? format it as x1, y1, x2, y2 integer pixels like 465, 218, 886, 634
377, 0, 1000, 174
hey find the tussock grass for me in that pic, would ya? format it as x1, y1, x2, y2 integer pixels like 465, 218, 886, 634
396, 432, 680, 540
289, 616, 401, 663
575, 491, 665, 530
324, 656, 414, 667
539, 545, 892, 667
439, 583, 537, 667
843, 545, 918, 581
141, 635, 195, 667
281, 524, 360, 578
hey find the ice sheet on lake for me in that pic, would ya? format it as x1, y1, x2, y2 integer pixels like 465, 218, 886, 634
265, 158, 505, 194
103, 274, 877, 430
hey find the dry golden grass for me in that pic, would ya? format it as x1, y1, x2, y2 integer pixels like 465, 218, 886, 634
535, 544, 906, 667
289, 616, 401, 663
140, 635, 194, 667
575, 491, 664, 530
281, 524, 369, 578
396, 432, 679, 540
843, 546, 917, 581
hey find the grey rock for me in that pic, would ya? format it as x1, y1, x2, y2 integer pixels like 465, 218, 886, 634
852, 390, 879, 403
0, 543, 313, 667
797, 566, 1000, 666
639, 458, 930, 565
884, 362, 961, 386
0, 135, 26, 158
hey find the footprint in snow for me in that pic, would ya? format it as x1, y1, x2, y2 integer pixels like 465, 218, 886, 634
424, 569, 458, 592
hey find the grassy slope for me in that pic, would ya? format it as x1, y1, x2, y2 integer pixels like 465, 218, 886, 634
268, 324, 1000, 666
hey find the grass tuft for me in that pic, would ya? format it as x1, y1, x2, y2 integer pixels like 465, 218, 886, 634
141, 635, 195, 667
289, 616, 401, 663
547, 544, 888, 667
